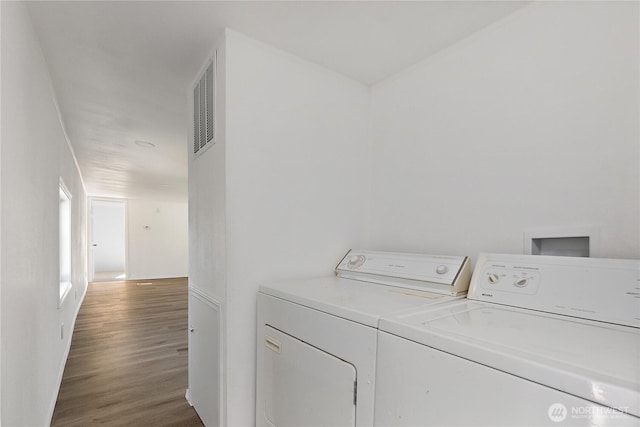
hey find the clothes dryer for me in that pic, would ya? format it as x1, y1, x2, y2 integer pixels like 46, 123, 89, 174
375, 253, 640, 426
256, 249, 471, 427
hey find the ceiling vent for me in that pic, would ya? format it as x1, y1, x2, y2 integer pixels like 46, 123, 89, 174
193, 53, 216, 157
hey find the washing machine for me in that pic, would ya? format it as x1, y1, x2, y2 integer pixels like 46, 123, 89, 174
256, 249, 471, 427
375, 253, 640, 426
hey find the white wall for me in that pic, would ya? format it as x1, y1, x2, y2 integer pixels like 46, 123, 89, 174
188, 36, 228, 426
1, 2, 88, 425
224, 30, 370, 426
188, 29, 370, 426
127, 199, 188, 280
368, 1, 639, 260
189, 38, 227, 302
0, 16, 3, 418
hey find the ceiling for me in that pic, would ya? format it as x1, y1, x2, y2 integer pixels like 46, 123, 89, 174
27, 1, 529, 202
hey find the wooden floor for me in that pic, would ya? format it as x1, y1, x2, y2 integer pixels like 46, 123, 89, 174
92, 271, 127, 282
52, 278, 204, 427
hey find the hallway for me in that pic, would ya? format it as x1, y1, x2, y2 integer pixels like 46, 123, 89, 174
51, 278, 203, 426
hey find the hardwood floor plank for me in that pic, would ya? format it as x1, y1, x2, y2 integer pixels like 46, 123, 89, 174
51, 278, 203, 427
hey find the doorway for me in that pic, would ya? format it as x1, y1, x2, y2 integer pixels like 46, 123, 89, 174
90, 199, 127, 282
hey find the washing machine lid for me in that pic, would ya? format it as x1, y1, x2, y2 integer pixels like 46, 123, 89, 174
259, 276, 460, 327
379, 300, 640, 417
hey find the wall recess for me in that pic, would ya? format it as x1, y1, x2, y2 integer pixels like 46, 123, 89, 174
524, 226, 599, 257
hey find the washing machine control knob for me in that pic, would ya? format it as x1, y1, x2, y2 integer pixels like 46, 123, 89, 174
488, 273, 500, 284
514, 278, 528, 287
436, 265, 448, 275
347, 255, 366, 269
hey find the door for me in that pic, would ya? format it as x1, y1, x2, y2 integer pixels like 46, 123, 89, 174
90, 199, 126, 281
189, 291, 221, 426
262, 325, 357, 427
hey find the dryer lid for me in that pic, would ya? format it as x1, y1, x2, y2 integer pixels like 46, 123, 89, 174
259, 276, 456, 327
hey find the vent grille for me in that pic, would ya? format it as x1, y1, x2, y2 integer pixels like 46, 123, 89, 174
193, 81, 200, 154
193, 53, 216, 156
199, 77, 206, 148
206, 62, 214, 144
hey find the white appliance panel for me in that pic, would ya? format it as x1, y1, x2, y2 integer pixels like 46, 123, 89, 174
336, 249, 470, 295
375, 332, 640, 427
263, 326, 356, 427
256, 293, 378, 427
469, 253, 640, 327
379, 300, 640, 418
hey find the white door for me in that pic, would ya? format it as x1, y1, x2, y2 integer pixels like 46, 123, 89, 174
90, 199, 126, 281
262, 325, 357, 427
189, 292, 221, 426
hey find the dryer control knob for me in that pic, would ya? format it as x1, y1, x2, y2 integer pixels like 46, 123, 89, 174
436, 265, 448, 275
514, 278, 528, 287
347, 255, 366, 269
488, 273, 500, 284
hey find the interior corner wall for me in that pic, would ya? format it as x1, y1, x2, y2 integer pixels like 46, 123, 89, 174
187, 32, 228, 427
0, 8, 3, 421
368, 1, 640, 260
188, 34, 228, 303
1, 2, 88, 425
126, 199, 188, 280
224, 30, 370, 426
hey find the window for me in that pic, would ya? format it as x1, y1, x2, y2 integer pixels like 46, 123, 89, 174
59, 179, 72, 306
